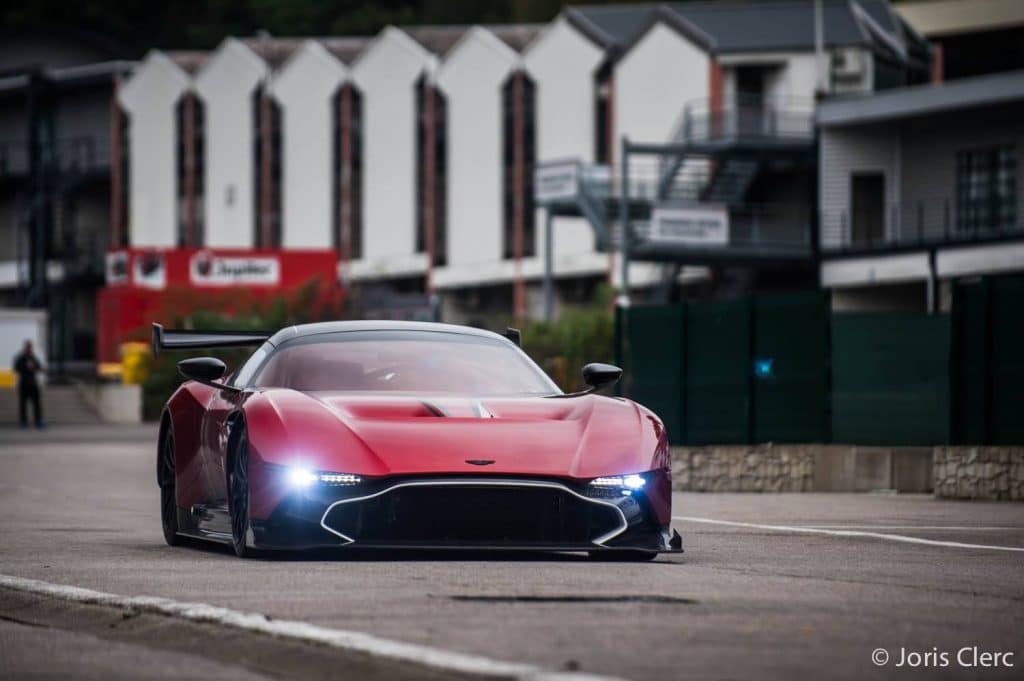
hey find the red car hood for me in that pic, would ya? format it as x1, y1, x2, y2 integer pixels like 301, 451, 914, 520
248, 390, 662, 480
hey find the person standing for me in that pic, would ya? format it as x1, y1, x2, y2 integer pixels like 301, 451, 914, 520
13, 340, 45, 428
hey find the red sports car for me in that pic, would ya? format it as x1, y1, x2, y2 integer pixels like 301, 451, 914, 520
154, 320, 681, 560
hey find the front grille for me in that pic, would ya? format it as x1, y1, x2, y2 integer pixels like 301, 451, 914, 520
321, 480, 624, 547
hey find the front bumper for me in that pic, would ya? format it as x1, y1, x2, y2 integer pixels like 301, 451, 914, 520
250, 475, 681, 553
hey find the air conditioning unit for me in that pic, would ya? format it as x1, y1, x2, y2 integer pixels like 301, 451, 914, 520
831, 48, 865, 80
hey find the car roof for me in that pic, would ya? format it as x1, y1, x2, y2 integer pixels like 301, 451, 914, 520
266, 320, 512, 347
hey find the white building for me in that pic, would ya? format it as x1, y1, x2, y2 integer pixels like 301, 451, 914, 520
112, 0, 936, 323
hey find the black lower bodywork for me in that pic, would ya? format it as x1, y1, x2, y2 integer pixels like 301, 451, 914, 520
247, 476, 681, 555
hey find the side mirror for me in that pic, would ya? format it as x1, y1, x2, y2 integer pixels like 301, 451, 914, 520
582, 362, 622, 391
178, 357, 230, 389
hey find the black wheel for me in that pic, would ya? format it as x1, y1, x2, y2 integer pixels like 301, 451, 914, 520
158, 426, 180, 546
229, 428, 256, 558
588, 550, 659, 562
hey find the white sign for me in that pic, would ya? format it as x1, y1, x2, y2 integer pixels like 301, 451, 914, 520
534, 162, 579, 203
132, 251, 167, 289
190, 251, 280, 287
650, 205, 729, 246
105, 251, 129, 285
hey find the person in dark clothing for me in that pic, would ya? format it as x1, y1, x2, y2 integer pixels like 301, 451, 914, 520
13, 340, 45, 428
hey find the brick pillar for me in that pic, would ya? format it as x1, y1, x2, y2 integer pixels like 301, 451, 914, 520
606, 71, 615, 285
709, 59, 724, 138
339, 86, 352, 265
109, 73, 123, 248
513, 71, 526, 324
931, 43, 944, 85
183, 92, 196, 247
424, 83, 436, 294
259, 92, 273, 248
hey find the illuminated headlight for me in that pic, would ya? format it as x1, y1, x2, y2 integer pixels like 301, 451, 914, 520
284, 467, 362, 488
589, 473, 647, 495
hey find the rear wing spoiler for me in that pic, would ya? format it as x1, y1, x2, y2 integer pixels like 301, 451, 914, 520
151, 323, 273, 358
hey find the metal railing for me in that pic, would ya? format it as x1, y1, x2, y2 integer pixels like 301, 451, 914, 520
0, 135, 111, 177
672, 95, 816, 146
821, 198, 1024, 252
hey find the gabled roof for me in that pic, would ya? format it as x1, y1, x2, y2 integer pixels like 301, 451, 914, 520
568, 0, 929, 60
401, 25, 471, 56
318, 36, 374, 64
239, 37, 304, 68
166, 51, 207, 75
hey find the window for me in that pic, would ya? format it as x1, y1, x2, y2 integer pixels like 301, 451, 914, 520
333, 84, 363, 260
252, 331, 558, 395
252, 86, 282, 248
415, 74, 447, 266
175, 93, 205, 246
502, 72, 536, 260
957, 145, 1016, 232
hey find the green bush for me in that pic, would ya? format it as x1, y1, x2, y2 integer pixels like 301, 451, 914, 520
519, 285, 616, 392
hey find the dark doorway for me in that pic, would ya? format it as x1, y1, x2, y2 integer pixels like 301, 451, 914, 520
735, 66, 767, 136
850, 172, 885, 245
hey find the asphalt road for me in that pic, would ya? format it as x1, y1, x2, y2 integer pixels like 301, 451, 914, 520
1, 425, 1022, 680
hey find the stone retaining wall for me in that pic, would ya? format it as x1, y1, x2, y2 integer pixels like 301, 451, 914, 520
672, 445, 816, 492
670, 444, 933, 493
933, 447, 1024, 501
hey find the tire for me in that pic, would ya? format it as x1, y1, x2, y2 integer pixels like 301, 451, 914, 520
588, 550, 659, 562
157, 426, 180, 546
229, 427, 257, 558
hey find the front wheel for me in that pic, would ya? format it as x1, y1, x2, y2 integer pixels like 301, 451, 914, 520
229, 428, 257, 558
157, 427, 180, 546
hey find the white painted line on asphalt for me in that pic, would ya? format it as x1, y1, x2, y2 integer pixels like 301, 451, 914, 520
797, 525, 1023, 531
673, 516, 1024, 553
0, 574, 620, 681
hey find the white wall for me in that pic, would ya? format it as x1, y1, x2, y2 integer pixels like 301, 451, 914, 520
271, 41, 346, 249
523, 16, 607, 268
350, 28, 432, 276
118, 52, 190, 248
436, 28, 517, 270
614, 22, 710, 144
194, 39, 267, 248
819, 124, 900, 248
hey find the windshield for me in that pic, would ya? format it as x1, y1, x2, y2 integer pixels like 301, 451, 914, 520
251, 330, 560, 396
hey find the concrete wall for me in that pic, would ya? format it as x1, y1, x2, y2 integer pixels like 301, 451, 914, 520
271, 41, 346, 249
194, 38, 267, 249
348, 28, 432, 279
119, 52, 190, 248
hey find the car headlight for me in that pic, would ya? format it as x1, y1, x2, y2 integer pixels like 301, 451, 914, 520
588, 473, 647, 496
284, 466, 362, 488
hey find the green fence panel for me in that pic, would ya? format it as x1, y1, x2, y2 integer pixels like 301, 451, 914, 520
990, 276, 1024, 444
753, 291, 830, 443
623, 304, 686, 444
685, 298, 752, 445
951, 280, 990, 444
832, 314, 951, 445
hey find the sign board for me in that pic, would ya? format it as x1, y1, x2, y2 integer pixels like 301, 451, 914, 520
650, 205, 729, 246
534, 162, 579, 203
189, 251, 280, 287
132, 251, 167, 289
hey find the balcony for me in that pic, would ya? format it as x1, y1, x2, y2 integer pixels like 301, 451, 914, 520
0, 135, 111, 178
821, 197, 1024, 255
667, 95, 816, 153
535, 159, 812, 264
